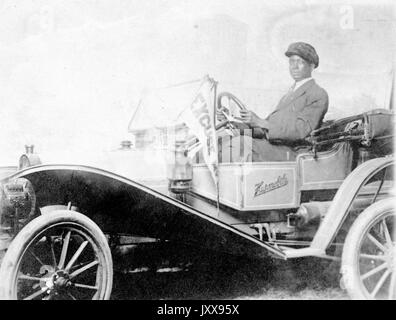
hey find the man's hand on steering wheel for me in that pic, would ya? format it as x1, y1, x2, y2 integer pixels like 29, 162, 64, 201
216, 108, 227, 122
216, 108, 239, 134
215, 92, 269, 139
216, 92, 247, 131
239, 110, 258, 127
239, 110, 269, 129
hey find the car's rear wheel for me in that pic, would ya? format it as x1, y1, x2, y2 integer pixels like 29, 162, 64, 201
341, 198, 395, 300
0, 210, 113, 300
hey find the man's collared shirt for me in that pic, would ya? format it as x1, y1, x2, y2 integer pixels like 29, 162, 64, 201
292, 77, 313, 92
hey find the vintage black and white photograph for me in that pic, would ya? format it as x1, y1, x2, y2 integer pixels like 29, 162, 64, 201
0, 0, 394, 303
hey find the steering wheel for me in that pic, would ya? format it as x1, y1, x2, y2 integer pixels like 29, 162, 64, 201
186, 92, 264, 155
216, 92, 248, 131
216, 92, 267, 139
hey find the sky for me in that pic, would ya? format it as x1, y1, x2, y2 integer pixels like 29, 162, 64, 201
0, 0, 395, 165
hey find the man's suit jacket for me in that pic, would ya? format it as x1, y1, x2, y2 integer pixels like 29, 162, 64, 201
266, 79, 329, 142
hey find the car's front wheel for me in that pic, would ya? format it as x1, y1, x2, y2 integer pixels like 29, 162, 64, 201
0, 210, 113, 300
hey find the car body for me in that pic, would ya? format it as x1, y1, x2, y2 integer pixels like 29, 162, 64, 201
0, 79, 394, 300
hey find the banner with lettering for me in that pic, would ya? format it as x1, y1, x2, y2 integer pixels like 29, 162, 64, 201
177, 75, 218, 186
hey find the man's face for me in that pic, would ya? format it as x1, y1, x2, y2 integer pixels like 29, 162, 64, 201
288, 55, 313, 82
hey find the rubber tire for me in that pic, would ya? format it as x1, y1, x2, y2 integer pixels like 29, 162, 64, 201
341, 198, 395, 300
0, 210, 113, 300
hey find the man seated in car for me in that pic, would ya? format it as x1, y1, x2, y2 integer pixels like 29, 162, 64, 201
219, 42, 329, 162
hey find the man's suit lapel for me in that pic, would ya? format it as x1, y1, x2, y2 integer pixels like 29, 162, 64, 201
278, 79, 316, 109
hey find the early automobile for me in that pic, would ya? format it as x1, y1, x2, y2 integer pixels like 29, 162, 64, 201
0, 77, 394, 300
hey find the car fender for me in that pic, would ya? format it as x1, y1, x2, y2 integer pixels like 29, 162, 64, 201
1, 163, 287, 259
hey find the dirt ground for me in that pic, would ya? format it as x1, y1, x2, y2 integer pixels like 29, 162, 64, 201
110, 246, 349, 300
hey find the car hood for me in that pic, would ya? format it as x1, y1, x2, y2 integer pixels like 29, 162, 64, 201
21, 147, 169, 184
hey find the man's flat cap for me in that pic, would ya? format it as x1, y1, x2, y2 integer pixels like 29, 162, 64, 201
285, 42, 319, 68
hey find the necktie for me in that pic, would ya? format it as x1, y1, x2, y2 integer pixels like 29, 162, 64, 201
284, 82, 296, 98
278, 82, 296, 107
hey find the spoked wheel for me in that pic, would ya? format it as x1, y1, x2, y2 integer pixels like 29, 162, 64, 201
0, 210, 113, 300
342, 198, 395, 300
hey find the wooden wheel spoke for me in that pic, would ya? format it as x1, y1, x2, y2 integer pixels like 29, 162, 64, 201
360, 253, 386, 261
367, 233, 386, 253
48, 237, 57, 268
18, 274, 49, 282
58, 231, 71, 269
388, 271, 396, 300
65, 241, 88, 272
74, 283, 99, 290
23, 287, 48, 300
28, 250, 46, 267
69, 260, 99, 279
361, 262, 388, 280
370, 269, 391, 298
381, 219, 393, 248
67, 292, 77, 300
68, 262, 88, 271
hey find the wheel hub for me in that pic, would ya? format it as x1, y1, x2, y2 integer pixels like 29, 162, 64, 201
53, 270, 71, 289
38, 266, 72, 294
38, 265, 55, 290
